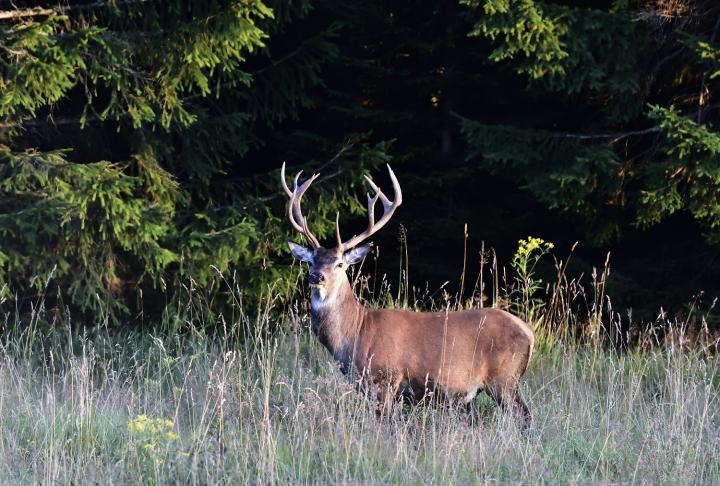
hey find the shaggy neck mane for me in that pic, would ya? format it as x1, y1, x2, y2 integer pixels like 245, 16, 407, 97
310, 276, 365, 370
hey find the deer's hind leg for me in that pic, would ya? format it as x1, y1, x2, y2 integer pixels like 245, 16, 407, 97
485, 380, 531, 431
454, 387, 480, 425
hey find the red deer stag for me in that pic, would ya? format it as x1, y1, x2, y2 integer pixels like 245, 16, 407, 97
281, 163, 534, 428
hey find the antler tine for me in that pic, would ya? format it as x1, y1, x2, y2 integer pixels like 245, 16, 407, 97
338, 164, 402, 251
301, 215, 317, 246
367, 191, 379, 227
281, 164, 311, 231
335, 212, 342, 249
364, 175, 390, 208
280, 162, 293, 198
284, 184, 306, 234
280, 162, 321, 248
295, 173, 321, 248
281, 163, 306, 234
386, 164, 402, 206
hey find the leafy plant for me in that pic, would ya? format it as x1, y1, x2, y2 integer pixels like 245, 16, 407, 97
510, 236, 554, 324
126, 415, 184, 479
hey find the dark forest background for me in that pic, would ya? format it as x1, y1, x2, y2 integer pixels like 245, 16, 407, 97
1, 0, 719, 327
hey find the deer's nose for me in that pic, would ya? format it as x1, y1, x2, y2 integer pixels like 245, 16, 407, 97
309, 272, 325, 285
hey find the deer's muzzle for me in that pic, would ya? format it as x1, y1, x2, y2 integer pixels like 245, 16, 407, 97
308, 272, 325, 286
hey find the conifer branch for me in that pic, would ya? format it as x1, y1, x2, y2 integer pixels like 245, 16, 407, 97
557, 127, 660, 143
697, 13, 720, 123
0, 0, 148, 21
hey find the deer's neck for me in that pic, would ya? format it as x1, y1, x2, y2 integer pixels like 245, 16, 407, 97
310, 278, 365, 373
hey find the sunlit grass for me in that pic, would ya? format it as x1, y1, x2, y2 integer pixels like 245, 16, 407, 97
1, 238, 717, 483
0, 318, 717, 484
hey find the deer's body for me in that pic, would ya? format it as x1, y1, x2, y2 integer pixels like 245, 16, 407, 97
310, 267, 533, 416
281, 163, 534, 428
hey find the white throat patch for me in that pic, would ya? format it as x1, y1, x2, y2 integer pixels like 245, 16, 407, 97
309, 286, 353, 361
311, 287, 334, 312
315, 286, 328, 300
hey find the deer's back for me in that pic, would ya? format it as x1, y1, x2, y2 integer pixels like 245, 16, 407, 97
358, 307, 534, 394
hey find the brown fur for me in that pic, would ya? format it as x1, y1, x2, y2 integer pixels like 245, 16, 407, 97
303, 247, 535, 429
283, 164, 533, 427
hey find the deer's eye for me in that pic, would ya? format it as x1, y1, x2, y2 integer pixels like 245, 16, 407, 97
336, 262, 344, 269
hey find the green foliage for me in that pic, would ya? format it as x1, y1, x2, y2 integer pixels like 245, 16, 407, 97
0, 146, 180, 315
511, 236, 554, 323
1, 0, 719, 323
462, 0, 569, 80
681, 31, 720, 81
538, 6, 641, 123
459, 2, 642, 243
458, 1, 720, 247
0, 15, 93, 120
639, 106, 720, 241
0, 2, 272, 130
0, 0, 395, 322
126, 414, 183, 475
458, 115, 623, 242
511, 236, 554, 286
462, 1, 640, 106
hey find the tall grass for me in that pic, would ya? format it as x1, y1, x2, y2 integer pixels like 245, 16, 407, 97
0, 241, 718, 483
0, 318, 718, 484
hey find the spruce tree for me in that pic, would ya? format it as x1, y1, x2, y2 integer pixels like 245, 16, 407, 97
0, 0, 391, 322
458, 0, 720, 245
1, 0, 718, 323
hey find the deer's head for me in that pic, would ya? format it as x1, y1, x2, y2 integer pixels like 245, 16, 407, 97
281, 163, 402, 300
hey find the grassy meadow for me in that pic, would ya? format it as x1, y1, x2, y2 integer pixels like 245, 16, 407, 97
0, 241, 718, 484
4, 2, 720, 483
0, 305, 718, 484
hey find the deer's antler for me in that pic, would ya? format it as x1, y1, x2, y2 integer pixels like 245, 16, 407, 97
280, 162, 321, 248
336, 165, 402, 250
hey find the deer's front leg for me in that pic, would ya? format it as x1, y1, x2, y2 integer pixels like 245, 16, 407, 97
372, 370, 405, 418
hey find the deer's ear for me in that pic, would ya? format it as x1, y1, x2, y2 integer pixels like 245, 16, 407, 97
288, 241, 313, 263
343, 244, 371, 265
